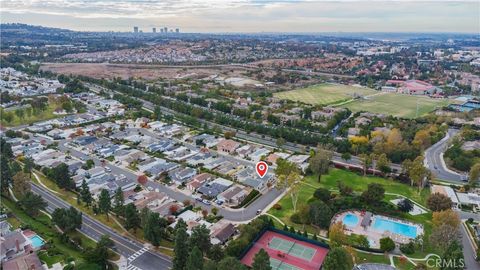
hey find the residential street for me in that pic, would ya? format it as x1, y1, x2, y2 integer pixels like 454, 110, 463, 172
31, 183, 172, 270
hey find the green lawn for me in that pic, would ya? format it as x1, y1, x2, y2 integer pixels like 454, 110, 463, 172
0, 102, 64, 127
356, 252, 391, 265
274, 83, 377, 106
307, 169, 431, 206
269, 169, 431, 236
340, 93, 458, 118
1, 196, 91, 266
268, 168, 438, 260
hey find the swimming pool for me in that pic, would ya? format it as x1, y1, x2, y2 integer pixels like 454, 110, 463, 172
342, 213, 359, 227
372, 217, 417, 238
29, 235, 45, 248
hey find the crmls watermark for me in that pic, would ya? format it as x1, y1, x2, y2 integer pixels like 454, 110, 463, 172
426, 257, 465, 268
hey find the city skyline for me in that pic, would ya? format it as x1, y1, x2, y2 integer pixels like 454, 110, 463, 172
1, 0, 479, 33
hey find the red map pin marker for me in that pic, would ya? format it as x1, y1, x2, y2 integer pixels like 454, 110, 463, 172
256, 161, 268, 178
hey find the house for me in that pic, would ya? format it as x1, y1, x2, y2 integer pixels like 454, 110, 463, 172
0, 221, 12, 236
235, 145, 256, 158
2, 252, 43, 270
266, 152, 290, 165
217, 185, 250, 206
0, 230, 28, 261
190, 134, 219, 148
248, 148, 270, 162
386, 80, 438, 95
197, 178, 233, 199
187, 173, 214, 191
169, 167, 197, 185
210, 223, 237, 245
216, 139, 241, 154
115, 149, 147, 165
456, 193, 480, 211
287, 155, 310, 171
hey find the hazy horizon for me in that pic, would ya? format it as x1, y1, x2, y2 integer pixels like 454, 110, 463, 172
1, 1, 479, 34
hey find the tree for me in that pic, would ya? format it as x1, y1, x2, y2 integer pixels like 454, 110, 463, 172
52, 207, 82, 232
144, 211, 167, 246
84, 235, 113, 269
53, 163, 74, 190
309, 145, 333, 182
1, 139, 13, 193
190, 224, 211, 253
380, 237, 395, 252
252, 248, 271, 270
186, 246, 204, 270
313, 188, 331, 202
429, 224, 460, 250
397, 198, 414, 213
427, 193, 452, 211
376, 153, 391, 173
137, 174, 148, 185
361, 183, 385, 205
19, 192, 47, 216
98, 189, 111, 220
217, 257, 247, 270
23, 157, 34, 177
207, 244, 225, 261
469, 162, 480, 186
329, 222, 347, 247
341, 152, 351, 161
308, 200, 333, 229
441, 240, 464, 270
276, 159, 303, 211
12, 172, 31, 198
124, 203, 141, 232
359, 153, 372, 176
84, 159, 95, 170
309, 146, 333, 182
173, 219, 189, 270
276, 137, 286, 148
80, 180, 93, 207
432, 210, 460, 230
323, 247, 353, 270
406, 156, 429, 192
113, 187, 124, 215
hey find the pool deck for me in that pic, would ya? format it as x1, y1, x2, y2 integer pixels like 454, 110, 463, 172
332, 211, 424, 248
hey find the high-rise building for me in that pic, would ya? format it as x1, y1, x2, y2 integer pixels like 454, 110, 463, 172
175, 28, 179, 33
152, 27, 156, 33
160, 28, 164, 33
164, 27, 168, 33
133, 26, 139, 33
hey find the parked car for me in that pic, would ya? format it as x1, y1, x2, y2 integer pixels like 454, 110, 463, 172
202, 199, 211, 205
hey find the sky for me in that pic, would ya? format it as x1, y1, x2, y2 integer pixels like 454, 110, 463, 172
1, 0, 479, 33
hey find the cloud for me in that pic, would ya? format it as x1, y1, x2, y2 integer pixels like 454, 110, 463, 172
1, 0, 478, 33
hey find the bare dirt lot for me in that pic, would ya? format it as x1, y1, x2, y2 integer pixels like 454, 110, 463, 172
40, 62, 249, 80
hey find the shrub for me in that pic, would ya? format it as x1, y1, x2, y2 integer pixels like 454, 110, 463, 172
399, 241, 415, 255
290, 213, 302, 224
272, 203, 282, 210
380, 237, 395, 252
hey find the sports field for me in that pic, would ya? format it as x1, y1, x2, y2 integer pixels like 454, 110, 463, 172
240, 230, 328, 270
340, 92, 457, 118
274, 83, 377, 105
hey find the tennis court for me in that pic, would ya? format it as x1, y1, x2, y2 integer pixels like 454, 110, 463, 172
269, 237, 317, 261
270, 258, 301, 270
240, 230, 329, 270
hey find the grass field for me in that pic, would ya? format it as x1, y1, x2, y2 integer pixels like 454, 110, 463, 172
0, 102, 62, 127
274, 83, 377, 106
340, 93, 457, 118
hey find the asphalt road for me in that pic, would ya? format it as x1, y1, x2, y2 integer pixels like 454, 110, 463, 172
424, 129, 466, 182
31, 183, 172, 270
